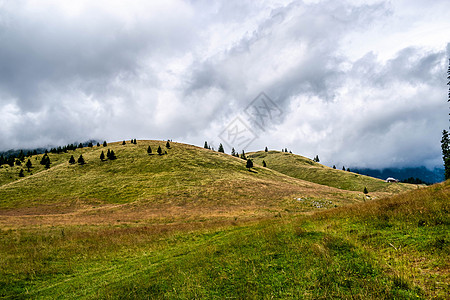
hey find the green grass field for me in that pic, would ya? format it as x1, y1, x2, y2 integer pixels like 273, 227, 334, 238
248, 150, 415, 194
0, 140, 448, 299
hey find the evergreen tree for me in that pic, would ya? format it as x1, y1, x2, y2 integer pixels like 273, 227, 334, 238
204, 141, 209, 149
77, 155, 85, 165
147, 146, 152, 154
240, 150, 246, 160
166, 141, 171, 148
231, 148, 236, 156
442, 129, 450, 180
109, 150, 117, 160
97, 142, 100, 147
333, 165, 336, 169
363, 187, 368, 194
265, 147, 268, 152
26, 159, 32, 172
0, 155, 4, 165
157, 146, 162, 155
7, 157, 14, 167
69, 155, 75, 164
246, 159, 253, 170
347, 168, 350, 172
218, 143, 224, 153
262, 160, 267, 167
19, 169, 24, 177
103, 141, 107, 147
45, 159, 51, 169
78, 143, 83, 149
88, 142, 93, 147
100, 151, 105, 161
107, 149, 111, 159
18, 150, 25, 162
40, 154, 49, 165
122, 140, 126, 145
285, 148, 288, 153
342, 166, 345, 171
15, 159, 21, 166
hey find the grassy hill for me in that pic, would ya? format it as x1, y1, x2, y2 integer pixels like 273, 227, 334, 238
1, 141, 446, 298
248, 150, 415, 194
0, 141, 361, 227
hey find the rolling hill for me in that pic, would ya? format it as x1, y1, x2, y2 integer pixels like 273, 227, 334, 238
248, 150, 415, 194
1, 140, 446, 299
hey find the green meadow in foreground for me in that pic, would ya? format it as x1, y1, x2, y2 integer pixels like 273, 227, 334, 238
0, 141, 448, 299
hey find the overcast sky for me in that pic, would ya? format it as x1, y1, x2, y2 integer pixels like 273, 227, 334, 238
0, 0, 449, 169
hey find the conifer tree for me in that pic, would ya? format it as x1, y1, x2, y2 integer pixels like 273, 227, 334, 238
342, 166, 345, 171
166, 141, 171, 148
204, 141, 209, 149
157, 146, 162, 155
19, 169, 24, 177
78, 155, 85, 165
100, 151, 105, 161
122, 140, 126, 145
109, 150, 117, 160
240, 150, 246, 160
265, 147, 268, 152
103, 141, 107, 147
97, 142, 100, 147
285, 148, 288, 152
363, 187, 368, 194
231, 148, 236, 156
78, 143, 83, 149
246, 159, 253, 170
26, 159, 32, 172
333, 165, 336, 169
442, 129, 450, 179
107, 149, 111, 159
88, 142, 93, 147
218, 143, 224, 153
69, 155, 75, 164
262, 160, 267, 167
147, 146, 152, 154
45, 159, 51, 169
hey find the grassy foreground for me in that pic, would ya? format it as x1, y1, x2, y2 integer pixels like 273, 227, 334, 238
0, 141, 447, 298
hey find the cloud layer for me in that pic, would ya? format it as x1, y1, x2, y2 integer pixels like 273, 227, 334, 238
0, 0, 449, 168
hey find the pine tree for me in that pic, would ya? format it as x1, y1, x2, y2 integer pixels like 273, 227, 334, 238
166, 141, 171, 148
97, 142, 100, 147
363, 187, 368, 194
342, 166, 345, 171
333, 165, 336, 169
204, 141, 209, 149
69, 155, 75, 164
157, 146, 162, 155
109, 150, 117, 160
218, 143, 224, 153
78, 155, 85, 165
231, 148, 236, 156
88, 142, 93, 147
19, 169, 24, 177
147, 146, 152, 154
45, 159, 51, 169
262, 160, 267, 167
347, 168, 350, 172
246, 159, 253, 170
240, 150, 246, 160
265, 147, 268, 152
122, 140, 126, 145
285, 148, 288, 153
100, 151, 105, 161
26, 159, 32, 172
107, 149, 111, 159
103, 141, 107, 147
442, 129, 450, 180
78, 143, 83, 149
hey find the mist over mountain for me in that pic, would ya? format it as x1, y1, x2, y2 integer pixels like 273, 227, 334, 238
352, 166, 445, 184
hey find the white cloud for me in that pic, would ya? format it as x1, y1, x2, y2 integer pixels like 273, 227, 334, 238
0, 0, 449, 169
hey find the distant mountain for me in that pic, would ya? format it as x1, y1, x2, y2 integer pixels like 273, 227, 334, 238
351, 166, 445, 184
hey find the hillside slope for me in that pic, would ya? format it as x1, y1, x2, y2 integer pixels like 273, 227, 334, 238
0, 141, 363, 227
248, 151, 415, 194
